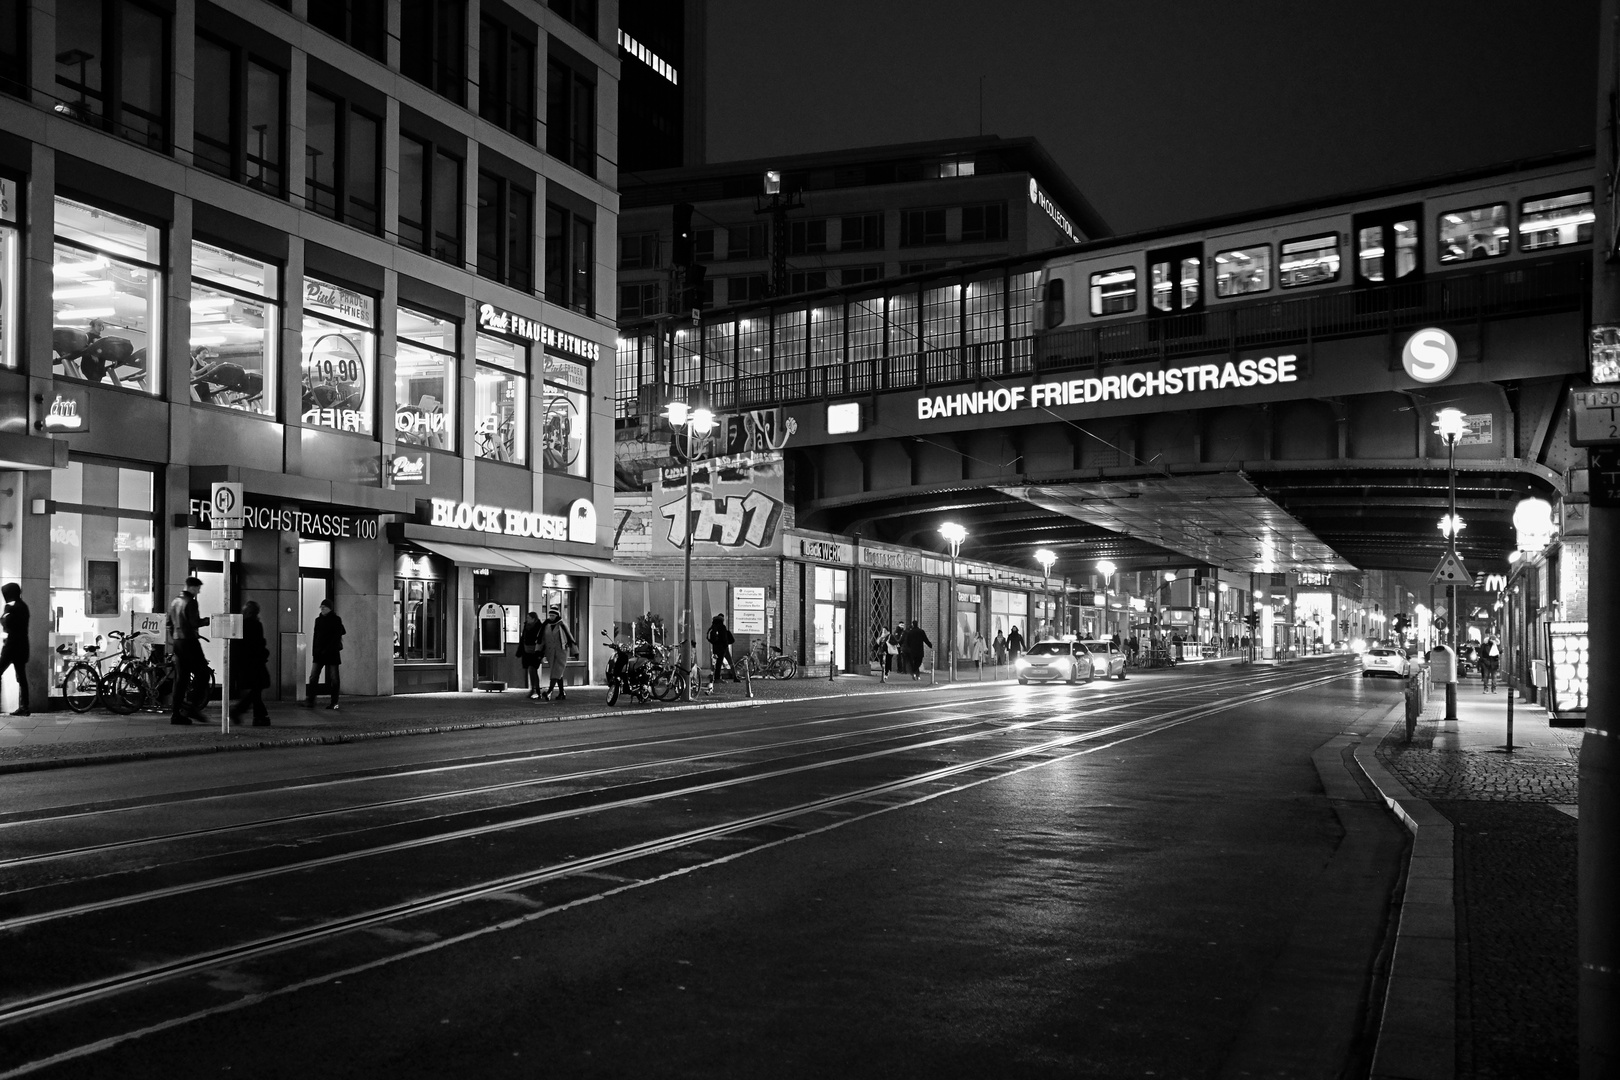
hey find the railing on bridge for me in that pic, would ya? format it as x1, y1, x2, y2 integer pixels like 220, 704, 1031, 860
617, 255, 1588, 419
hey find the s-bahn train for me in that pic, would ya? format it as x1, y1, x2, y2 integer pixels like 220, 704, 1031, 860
1034, 153, 1594, 339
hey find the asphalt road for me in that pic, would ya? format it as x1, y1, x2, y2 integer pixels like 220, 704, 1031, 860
0, 660, 1410, 1079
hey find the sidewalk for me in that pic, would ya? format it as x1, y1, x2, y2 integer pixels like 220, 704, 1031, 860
1357, 677, 1581, 1080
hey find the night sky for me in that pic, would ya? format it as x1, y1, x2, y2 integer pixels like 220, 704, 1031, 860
705, 0, 1598, 235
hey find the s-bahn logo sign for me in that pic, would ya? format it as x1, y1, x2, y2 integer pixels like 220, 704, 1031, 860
915, 354, 1299, 420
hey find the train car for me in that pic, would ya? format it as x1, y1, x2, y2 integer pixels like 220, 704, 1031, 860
1035, 154, 1594, 359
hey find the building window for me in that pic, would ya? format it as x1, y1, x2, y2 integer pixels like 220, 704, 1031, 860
0, 0, 25, 97
477, 171, 534, 290
308, 0, 385, 60
789, 219, 827, 255
840, 214, 883, 252
1213, 245, 1272, 297
620, 232, 659, 270
400, 133, 463, 265
1279, 234, 1340, 288
900, 208, 946, 247
1357, 220, 1418, 282
189, 240, 278, 415
727, 223, 765, 260
960, 203, 1006, 242
840, 264, 882, 287
54, 0, 169, 149
479, 15, 536, 143
694, 228, 715, 262
1438, 204, 1510, 263
474, 333, 527, 463
1519, 190, 1593, 251
400, 0, 467, 104
394, 561, 447, 662
726, 274, 766, 305
549, 0, 597, 37
300, 276, 376, 435
48, 458, 158, 698
936, 157, 974, 178
788, 270, 827, 294
193, 34, 286, 196
618, 281, 661, 319
305, 88, 380, 233
899, 260, 948, 275
396, 306, 457, 451
544, 204, 593, 315
1150, 256, 1199, 312
0, 182, 17, 367
541, 353, 588, 477
52, 197, 163, 393
1089, 266, 1136, 316
546, 51, 596, 176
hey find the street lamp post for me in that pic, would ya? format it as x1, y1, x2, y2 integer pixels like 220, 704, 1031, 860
1035, 549, 1057, 639
1435, 407, 1467, 723
1096, 560, 1117, 642
664, 400, 715, 702
941, 522, 967, 681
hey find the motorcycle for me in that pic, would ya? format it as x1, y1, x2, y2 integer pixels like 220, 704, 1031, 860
601, 632, 655, 705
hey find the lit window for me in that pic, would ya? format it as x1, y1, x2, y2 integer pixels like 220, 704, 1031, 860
1358, 220, 1417, 282
189, 240, 279, 415
300, 277, 376, 435
1090, 266, 1137, 316
52, 197, 163, 393
1437, 203, 1509, 262
395, 307, 457, 451
1150, 257, 1200, 312
474, 333, 527, 464
1520, 190, 1594, 250
1213, 245, 1272, 297
1280, 234, 1340, 288
541, 353, 588, 477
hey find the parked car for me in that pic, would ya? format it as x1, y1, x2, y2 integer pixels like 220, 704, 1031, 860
1360, 646, 1410, 679
1015, 641, 1096, 685
1078, 639, 1128, 679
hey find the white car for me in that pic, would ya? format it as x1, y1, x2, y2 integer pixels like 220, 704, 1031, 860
1016, 641, 1096, 685
1360, 647, 1410, 679
1078, 639, 1128, 680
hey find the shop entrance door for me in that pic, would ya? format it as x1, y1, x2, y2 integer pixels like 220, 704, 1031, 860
812, 566, 848, 673
868, 578, 895, 668
299, 540, 334, 697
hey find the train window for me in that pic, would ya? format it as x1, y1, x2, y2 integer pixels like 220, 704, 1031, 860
1214, 245, 1272, 297
1519, 190, 1594, 250
1150, 257, 1199, 312
1437, 203, 1509, 263
1357, 220, 1417, 282
1280, 235, 1340, 288
1042, 277, 1066, 328
1090, 267, 1136, 316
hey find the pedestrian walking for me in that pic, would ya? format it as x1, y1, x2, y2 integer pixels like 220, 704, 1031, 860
993, 629, 1007, 666
166, 576, 211, 724
1006, 625, 1024, 663
889, 624, 906, 675
304, 599, 345, 710
901, 619, 932, 679
873, 626, 893, 675
1127, 634, 1140, 667
1479, 635, 1502, 693
0, 582, 30, 716
538, 607, 576, 700
230, 600, 272, 726
966, 629, 985, 672
708, 614, 739, 683
517, 611, 543, 698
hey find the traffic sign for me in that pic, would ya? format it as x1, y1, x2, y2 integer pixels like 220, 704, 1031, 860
210, 482, 244, 549
1430, 552, 1471, 585
1568, 386, 1620, 446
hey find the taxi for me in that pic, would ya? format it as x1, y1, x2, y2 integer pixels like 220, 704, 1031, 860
1015, 640, 1096, 685
1078, 639, 1128, 680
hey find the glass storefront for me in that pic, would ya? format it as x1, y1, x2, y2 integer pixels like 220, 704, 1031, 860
48, 457, 158, 698
541, 352, 588, 477
812, 565, 847, 669
989, 588, 1028, 642
52, 197, 163, 392
301, 276, 375, 435
394, 550, 448, 663
474, 332, 526, 463
395, 307, 457, 451
189, 240, 279, 414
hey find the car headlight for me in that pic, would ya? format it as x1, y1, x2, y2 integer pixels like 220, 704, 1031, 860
1014, 657, 1029, 670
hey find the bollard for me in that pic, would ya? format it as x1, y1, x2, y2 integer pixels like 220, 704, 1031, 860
743, 657, 753, 699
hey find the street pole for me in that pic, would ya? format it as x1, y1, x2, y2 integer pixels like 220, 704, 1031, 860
948, 551, 956, 682
681, 429, 695, 702
1446, 436, 1459, 723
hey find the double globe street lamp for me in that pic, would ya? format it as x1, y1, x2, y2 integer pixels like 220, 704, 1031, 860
664, 400, 715, 702
1434, 406, 1467, 722
1035, 549, 1057, 638
941, 522, 967, 680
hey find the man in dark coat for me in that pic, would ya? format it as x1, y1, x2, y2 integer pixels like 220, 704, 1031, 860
901, 620, 932, 680
305, 599, 346, 710
167, 576, 211, 724
0, 582, 30, 716
707, 614, 738, 683
1006, 625, 1024, 662
230, 600, 272, 726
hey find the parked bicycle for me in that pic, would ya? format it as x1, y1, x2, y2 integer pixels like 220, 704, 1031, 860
109, 638, 217, 715
58, 630, 150, 713
740, 641, 798, 681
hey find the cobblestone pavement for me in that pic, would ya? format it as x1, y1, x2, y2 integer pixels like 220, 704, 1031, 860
1377, 695, 1582, 1080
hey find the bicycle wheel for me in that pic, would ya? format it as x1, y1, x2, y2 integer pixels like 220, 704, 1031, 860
772, 657, 798, 680
106, 669, 145, 714
62, 663, 102, 713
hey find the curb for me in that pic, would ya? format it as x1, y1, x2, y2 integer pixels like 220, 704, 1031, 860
1353, 706, 1456, 1080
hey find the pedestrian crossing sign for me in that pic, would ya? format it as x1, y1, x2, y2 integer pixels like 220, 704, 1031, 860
1430, 552, 1471, 584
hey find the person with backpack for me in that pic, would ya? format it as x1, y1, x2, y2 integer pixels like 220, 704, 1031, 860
1479, 635, 1502, 693
708, 614, 738, 683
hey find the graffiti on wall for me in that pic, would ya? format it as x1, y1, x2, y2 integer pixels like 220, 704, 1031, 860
660, 489, 783, 549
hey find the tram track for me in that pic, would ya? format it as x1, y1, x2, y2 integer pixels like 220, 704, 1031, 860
0, 666, 1348, 1066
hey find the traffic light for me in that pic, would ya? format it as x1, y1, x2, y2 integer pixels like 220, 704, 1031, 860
1392, 613, 1410, 637
1243, 611, 1261, 631
672, 203, 695, 265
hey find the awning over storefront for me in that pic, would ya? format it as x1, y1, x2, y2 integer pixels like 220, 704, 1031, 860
406, 539, 643, 578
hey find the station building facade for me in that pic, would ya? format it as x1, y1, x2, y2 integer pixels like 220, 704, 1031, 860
0, 0, 625, 708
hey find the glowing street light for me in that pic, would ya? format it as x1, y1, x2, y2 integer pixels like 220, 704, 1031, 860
1035, 549, 1058, 638
1433, 406, 1466, 723
665, 399, 716, 700
1438, 514, 1467, 538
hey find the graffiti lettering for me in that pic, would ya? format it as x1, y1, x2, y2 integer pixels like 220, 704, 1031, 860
659, 491, 783, 549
